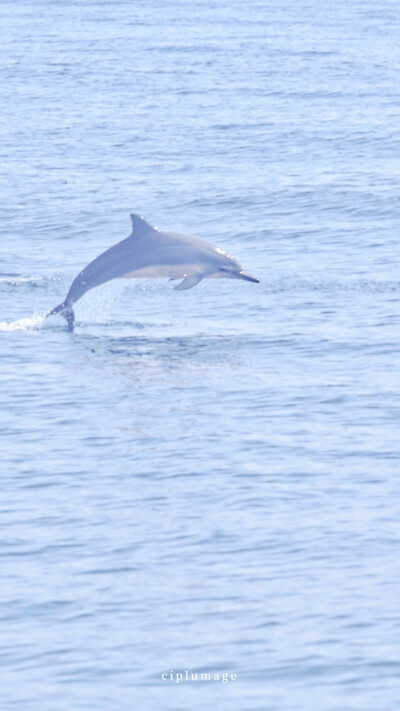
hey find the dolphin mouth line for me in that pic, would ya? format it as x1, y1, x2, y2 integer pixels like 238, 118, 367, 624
238, 271, 260, 283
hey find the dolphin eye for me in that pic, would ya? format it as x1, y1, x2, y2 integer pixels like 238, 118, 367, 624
219, 267, 229, 272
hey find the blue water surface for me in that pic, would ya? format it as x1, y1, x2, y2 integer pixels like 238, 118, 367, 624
1, 1, 400, 709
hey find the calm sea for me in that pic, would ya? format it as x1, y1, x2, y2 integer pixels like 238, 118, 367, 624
1, 1, 400, 709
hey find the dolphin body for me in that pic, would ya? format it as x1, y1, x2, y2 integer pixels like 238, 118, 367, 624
48, 214, 259, 327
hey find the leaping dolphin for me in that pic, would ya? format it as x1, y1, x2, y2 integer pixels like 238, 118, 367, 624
48, 214, 259, 327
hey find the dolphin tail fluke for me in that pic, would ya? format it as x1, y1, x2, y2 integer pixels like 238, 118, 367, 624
47, 301, 75, 328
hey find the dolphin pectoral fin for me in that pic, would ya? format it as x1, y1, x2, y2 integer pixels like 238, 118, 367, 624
174, 275, 203, 291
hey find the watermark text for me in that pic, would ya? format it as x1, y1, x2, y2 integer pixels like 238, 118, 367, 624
161, 670, 236, 684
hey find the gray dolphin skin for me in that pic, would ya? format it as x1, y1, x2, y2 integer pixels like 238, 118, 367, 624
48, 214, 259, 327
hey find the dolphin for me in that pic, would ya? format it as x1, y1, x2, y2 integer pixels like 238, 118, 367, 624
47, 214, 259, 327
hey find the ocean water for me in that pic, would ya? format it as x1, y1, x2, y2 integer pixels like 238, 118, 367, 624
1, 0, 400, 709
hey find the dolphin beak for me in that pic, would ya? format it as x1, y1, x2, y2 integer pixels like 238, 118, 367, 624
238, 270, 260, 283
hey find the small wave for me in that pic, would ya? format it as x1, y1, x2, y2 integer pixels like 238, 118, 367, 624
0, 275, 45, 287
0, 313, 45, 332
265, 278, 400, 295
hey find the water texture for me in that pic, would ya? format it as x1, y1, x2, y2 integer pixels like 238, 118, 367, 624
1, 1, 400, 709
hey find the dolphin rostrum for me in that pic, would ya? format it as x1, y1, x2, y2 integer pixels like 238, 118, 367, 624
48, 214, 259, 327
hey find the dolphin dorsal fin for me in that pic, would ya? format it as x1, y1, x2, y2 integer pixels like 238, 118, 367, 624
129, 214, 155, 236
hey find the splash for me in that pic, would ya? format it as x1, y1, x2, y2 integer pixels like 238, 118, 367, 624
0, 313, 45, 332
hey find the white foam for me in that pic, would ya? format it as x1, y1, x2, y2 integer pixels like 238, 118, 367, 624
0, 313, 45, 332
